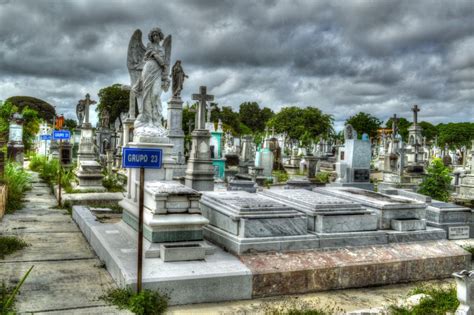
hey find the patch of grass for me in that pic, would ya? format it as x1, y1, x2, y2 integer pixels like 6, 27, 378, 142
0, 236, 28, 259
272, 170, 289, 183
314, 171, 330, 184
389, 285, 458, 315
100, 287, 169, 315
4, 162, 31, 213
260, 297, 344, 315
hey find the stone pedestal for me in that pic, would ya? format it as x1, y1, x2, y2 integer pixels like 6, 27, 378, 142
77, 125, 96, 164
167, 97, 186, 178
76, 122, 105, 191
75, 160, 106, 192
185, 129, 214, 191
7, 143, 24, 165
305, 156, 318, 178
121, 181, 208, 243
120, 137, 211, 251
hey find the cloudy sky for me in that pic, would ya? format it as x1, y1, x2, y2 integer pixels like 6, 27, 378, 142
0, 0, 473, 130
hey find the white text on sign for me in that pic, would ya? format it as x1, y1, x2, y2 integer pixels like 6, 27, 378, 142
127, 154, 160, 163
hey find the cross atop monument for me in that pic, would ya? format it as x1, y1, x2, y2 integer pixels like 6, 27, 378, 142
81, 93, 96, 126
411, 104, 420, 125
192, 86, 214, 130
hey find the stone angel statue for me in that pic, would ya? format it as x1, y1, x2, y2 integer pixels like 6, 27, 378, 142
127, 27, 172, 137
76, 100, 85, 126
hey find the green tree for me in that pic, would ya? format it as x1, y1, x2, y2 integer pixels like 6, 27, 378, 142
0, 101, 40, 152
97, 84, 129, 127
418, 158, 452, 201
21, 107, 41, 152
385, 117, 411, 142
219, 106, 241, 135
63, 118, 78, 131
345, 112, 382, 139
419, 121, 438, 143
267, 106, 333, 144
182, 102, 196, 136
6, 96, 56, 123
436, 122, 474, 150
239, 102, 274, 133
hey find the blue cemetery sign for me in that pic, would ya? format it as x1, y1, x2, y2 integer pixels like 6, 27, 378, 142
122, 147, 163, 169
52, 130, 71, 140
40, 134, 52, 141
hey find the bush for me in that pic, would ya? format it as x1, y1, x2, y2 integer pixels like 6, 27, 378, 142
389, 285, 458, 315
100, 287, 168, 315
0, 236, 28, 259
29, 155, 76, 192
272, 170, 289, 183
314, 171, 330, 184
4, 162, 31, 213
29, 154, 47, 172
418, 158, 451, 201
102, 173, 125, 192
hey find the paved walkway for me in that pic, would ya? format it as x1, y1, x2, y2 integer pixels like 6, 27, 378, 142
0, 171, 129, 314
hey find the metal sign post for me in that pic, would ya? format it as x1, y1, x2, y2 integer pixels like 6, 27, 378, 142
58, 139, 62, 206
122, 147, 163, 293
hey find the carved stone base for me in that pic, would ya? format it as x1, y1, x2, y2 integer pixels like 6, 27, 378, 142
185, 129, 214, 191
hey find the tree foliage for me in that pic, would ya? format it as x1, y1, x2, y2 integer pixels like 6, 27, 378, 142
97, 84, 129, 127
385, 117, 411, 142
418, 158, 452, 202
267, 106, 333, 145
21, 107, 41, 151
436, 122, 474, 149
6, 96, 56, 123
419, 121, 438, 142
345, 112, 382, 139
64, 119, 78, 131
239, 102, 274, 133
0, 101, 40, 152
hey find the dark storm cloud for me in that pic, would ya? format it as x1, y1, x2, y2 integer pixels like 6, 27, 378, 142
0, 0, 473, 126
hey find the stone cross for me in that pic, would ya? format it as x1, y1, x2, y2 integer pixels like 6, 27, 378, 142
412, 104, 420, 125
81, 93, 96, 125
192, 86, 214, 130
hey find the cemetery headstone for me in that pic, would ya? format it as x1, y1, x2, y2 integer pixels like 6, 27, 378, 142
7, 113, 24, 165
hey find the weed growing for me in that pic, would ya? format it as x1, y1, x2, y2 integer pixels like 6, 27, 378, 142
100, 287, 169, 315
0, 236, 28, 259
389, 285, 458, 315
4, 162, 31, 213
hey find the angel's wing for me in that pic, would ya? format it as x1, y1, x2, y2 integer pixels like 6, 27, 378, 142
127, 29, 146, 85
163, 34, 172, 75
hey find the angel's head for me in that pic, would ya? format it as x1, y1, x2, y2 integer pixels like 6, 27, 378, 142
148, 27, 164, 43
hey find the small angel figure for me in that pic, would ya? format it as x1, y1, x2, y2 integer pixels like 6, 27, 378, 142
76, 100, 85, 126
127, 27, 171, 137
170, 60, 188, 98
